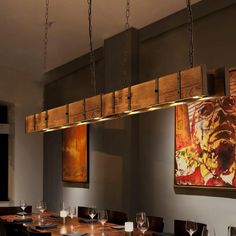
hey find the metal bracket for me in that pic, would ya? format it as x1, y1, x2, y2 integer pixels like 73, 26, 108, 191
65, 104, 69, 125
155, 78, 159, 104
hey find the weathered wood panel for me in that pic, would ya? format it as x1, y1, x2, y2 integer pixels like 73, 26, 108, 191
69, 100, 84, 124
47, 105, 67, 128
86, 95, 102, 120
35, 111, 47, 131
159, 73, 179, 103
102, 92, 114, 117
131, 80, 157, 110
181, 65, 207, 99
115, 87, 129, 114
25, 115, 35, 133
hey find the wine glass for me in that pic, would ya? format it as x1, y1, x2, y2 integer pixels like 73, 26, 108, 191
202, 226, 216, 236
60, 202, 69, 225
185, 220, 198, 236
88, 206, 97, 226
136, 212, 146, 227
137, 215, 149, 235
68, 206, 76, 232
97, 210, 108, 233
20, 200, 27, 216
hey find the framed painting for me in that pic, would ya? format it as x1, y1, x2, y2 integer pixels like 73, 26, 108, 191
175, 96, 236, 188
62, 125, 89, 183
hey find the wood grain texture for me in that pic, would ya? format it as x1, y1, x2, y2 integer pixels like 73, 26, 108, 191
47, 105, 67, 128
35, 111, 47, 131
115, 87, 129, 114
25, 115, 35, 133
159, 73, 179, 103
131, 80, 156, 110
86, 95, 102, 120
102, 92, 114, 116
69, 100, 84, 123
181, 65, 207, 98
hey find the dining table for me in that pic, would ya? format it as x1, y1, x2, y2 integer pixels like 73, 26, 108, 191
0, 211, 153, 236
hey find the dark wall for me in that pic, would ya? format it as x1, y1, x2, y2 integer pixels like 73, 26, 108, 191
43, 2, 236, 234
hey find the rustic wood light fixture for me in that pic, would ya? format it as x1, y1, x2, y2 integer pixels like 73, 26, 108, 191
25, 65, 233, 133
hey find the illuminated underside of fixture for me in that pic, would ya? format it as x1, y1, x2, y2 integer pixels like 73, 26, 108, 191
25, 65, 235, 133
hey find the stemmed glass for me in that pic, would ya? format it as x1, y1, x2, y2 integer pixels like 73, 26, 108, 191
68, 206, 77, 232
36, 201, 47, 224
20, 200, 27, 216
185, 220, 198, 236
136, 213, 149, 235
88, 206, 97, 227
97, 210, 108, 234
60, 202, 69, 225
202, 226, 216, 236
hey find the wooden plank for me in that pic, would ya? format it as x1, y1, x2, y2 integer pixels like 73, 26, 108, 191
69, 100, 84, 124
47, 105, 67, 129
115, 87, 129, 114
35, 111, 47, 131
229, 68, 236, 95
25, 115, 35, 133
86, 95, 102, 120
131, 80, 157, 110
181, 65, 207, 99
102, 92, 114, 117
159, 73, 179, 103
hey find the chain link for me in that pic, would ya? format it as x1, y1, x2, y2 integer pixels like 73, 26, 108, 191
43, 0, 50, 71
186, 0, 194, 68
87, 0, 97, 95
125, 0, 130, 30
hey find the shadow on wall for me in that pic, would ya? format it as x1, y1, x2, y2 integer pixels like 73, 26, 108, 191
174, 187, 236, 199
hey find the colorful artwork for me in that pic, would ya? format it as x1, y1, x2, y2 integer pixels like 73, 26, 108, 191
175, 96, 236, 188
62, 125, 88, 183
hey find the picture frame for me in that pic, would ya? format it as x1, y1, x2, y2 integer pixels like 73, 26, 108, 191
174, 96, 236, 189
62, 125, 89, 183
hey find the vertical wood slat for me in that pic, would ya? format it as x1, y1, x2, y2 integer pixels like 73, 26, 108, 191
69, 100, 84, 124
131, 80, 156, 110
102, 92, 114, 117
181, 65, 207, 99
115, 87, 129, 114
86, 95, 102, 120
47, 105, 67, 129
159, 73, 179, 104
25, 115, 35, 133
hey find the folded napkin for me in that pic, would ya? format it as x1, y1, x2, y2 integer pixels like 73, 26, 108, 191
63, 232, 87, 236
16, 212, 31, 216
35, 223, 57, 229
13, 218, 33, 223
79, 218, 97, 223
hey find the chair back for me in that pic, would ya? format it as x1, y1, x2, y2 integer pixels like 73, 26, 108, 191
27, 228, 51, 235
229, 226, 236, 236
174, 220, 206, 236
2, 221, 26, 236
77, 206, 90, 219
107, 210, 128, 225
0, 206, 32, 216
147, 215, 164, 232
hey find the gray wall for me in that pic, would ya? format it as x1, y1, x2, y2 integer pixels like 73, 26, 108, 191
44, 2, 236, 235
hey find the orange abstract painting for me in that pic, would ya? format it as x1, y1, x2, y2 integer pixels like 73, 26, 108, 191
175, 96, 236, 188
62, 125, 88, 182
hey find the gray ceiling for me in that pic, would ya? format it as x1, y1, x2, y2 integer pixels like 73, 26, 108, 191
0, 0, 200, 81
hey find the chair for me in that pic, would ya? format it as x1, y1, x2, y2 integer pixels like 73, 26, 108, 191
147, 215, 164, 233
1, 221, 26, 236
77, 206, 90, 219
174, 220, 206, 236
0, 206, 32, 216
107, 210, 128, 225
228, 226, 236, 236
26, 228, 51, 236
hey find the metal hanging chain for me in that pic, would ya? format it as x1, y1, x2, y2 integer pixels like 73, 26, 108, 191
87, 0, 97, 95
43, 0, 50, 71
186, 0, 194, 68
125, 0, 130, 30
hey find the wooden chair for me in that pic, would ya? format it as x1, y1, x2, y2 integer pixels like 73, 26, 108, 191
147, 215, 164, 233
228, 226, 236, 236
107, 210, 128, 225
77, 206, 90, 219
26, 228, 51, 235
174, 219, 206, 236
0, 206, 32, 216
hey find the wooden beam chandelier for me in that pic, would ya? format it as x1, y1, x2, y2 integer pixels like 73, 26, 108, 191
25, 65, 236, 133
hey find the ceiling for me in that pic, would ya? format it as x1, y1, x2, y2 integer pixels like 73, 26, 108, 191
0, 0, 201, 81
